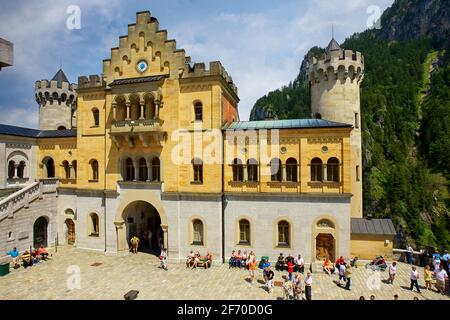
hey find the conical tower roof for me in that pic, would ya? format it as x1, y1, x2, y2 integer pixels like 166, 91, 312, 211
51, 69, 69, 88
326, 38, 342, 53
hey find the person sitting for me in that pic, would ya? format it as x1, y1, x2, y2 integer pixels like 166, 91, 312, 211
323, 256, 334, 276
241, 250, 248, 269
276, 253, 285, 271
350, 256, 359, 268
31, 248, 41, 265
285, 254, 294, 265
229, 250, 236, 268
294, 254, 305, 273
205, 252, 213, 269
37, 245, 48, 260
186, 250, 195, 268
192, 251, 201, 269
6, 247, 20, 269
235, 250, 243, 268
21, 251, 33, 268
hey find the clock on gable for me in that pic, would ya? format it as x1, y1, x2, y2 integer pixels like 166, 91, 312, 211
136, 60, 148, 73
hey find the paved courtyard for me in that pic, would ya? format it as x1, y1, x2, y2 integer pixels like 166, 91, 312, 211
1, 246, 449, 300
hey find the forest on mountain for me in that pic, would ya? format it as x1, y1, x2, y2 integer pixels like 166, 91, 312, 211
250, 0, 450, 248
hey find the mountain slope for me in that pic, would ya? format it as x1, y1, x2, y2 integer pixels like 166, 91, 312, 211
250, 0, 450, 248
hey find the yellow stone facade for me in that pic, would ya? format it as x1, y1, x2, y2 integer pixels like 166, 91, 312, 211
14, 10, 394, 262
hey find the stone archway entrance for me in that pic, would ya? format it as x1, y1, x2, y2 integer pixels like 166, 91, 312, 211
315, 233, 335, 261
65, 219, 75, 245
116, 200, 167, 255
33, 216, 48, 248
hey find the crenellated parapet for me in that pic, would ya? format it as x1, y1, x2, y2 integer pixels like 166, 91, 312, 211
307, 48, 364, 84
35, 71, 77, 108
77, 74, 105, 89
184, 61, 238, 96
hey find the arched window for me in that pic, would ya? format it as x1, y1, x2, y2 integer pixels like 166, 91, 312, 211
327, 157, 340, 182
17, 161, 26, 179
192, 219, 204, 245
194, 102, 203, 121
239, 219, 250, 244
8, 161, 15, 179
286, 158, 298, 182
270, 158, 282, 182
92, 108, 100, 126
72, 160, 77, 179
44, 158, 55, 178
89, 213, 99, 237
125, 158, 134, 181
90, 159, 99, 181
139, 158, 148, 181
152, 157, 160, 182
192, 158, 203, 183
278, 220, 290, 247
310, 158, 323, 182
232, 158, 244, 182
247, 158, 258, 182
62, 160, 70, 179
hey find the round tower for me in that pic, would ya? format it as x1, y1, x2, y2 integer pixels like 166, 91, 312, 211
35, 69, 77, 130
306, 38, 365, 218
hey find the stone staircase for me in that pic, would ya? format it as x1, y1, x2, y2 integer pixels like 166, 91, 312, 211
0, 178, 58, 222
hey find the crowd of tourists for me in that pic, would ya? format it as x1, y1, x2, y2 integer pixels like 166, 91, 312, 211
3, 245, 50, 269
186, 250, 213, 269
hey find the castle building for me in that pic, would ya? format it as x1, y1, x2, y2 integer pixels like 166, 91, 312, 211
0, 11, 396, 262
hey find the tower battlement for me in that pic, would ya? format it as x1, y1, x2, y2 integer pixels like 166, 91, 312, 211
35, 69, 77, 130
307, 48, 364, 84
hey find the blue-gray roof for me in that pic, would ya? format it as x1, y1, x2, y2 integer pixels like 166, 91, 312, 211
225, 119, 352, 130
0, 124, 76, 138
351, 218, 397, 236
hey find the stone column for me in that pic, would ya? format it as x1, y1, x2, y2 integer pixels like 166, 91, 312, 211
70, 165, 75, 179
114, 221, 127, 252
282, 165, 287, 182
133, 159, 139, 182
161, 224, 168, 252
13, 164, 18, 179
243, 165, 248, 182
323, 165, 327, 182
154, 100, 160, 119
147, 159, 152, 182
112, 103, 117, 121
125, 102, 131, 120
139, 101, 145, 120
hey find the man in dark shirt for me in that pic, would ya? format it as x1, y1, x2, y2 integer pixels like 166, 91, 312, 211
266, 267, 275, 293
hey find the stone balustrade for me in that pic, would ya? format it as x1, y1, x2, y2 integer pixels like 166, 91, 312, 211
0, 178, 59, 222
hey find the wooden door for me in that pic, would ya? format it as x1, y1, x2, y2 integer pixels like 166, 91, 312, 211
316, 233, 334, 261
66, 219, 75, 245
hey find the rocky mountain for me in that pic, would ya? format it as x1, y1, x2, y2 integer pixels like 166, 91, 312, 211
250, 0, 450, 248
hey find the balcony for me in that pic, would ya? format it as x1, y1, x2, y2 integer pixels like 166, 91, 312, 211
110, 119, 166, 148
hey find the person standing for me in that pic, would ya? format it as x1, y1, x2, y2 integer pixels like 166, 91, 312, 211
344, 264, 352, 290
287, 260, 294, 281
248, 257, 257, 285
338, 262, 346, 286
433, 250, 442, 271
435, 265, 448, 294
6, 247, 19, 268
442, 250, 450, 272
266, 266, 275, 294
406, 244, 414, 264
130, 235, 140, 254
387, 262, 397, 284
159, 248, 168, 270
424, 265, 434, 290
282, 275, 292, 300
293, 273, 305, 300
410, 266, 421, 293
305, 272, 313, 300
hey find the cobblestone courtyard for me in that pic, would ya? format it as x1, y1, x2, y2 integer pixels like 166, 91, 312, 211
1, 246, 449, 300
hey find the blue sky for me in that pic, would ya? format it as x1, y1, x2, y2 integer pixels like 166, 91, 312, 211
0, 0, 394, 128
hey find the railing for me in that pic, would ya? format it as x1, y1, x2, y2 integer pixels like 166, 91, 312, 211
110, 119, 163, 134
0, 178, 59, 222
